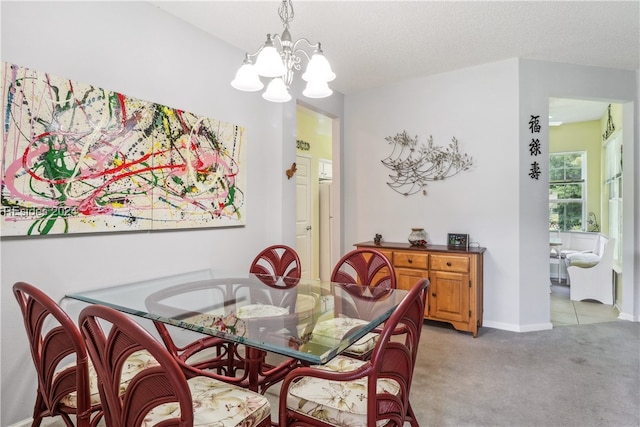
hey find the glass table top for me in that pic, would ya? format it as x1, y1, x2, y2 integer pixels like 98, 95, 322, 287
65, 270, 409, 364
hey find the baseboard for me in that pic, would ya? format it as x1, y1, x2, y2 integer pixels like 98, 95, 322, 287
482, 320, 553, 333
618, 311, 639, 322
518, 322, 555, 332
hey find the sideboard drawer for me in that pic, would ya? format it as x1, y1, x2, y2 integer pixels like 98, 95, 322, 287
393, 252, 429, 269
430, 254, 469, 273
375, 249, 394, 262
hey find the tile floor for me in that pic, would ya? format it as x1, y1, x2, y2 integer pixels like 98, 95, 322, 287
550, 281, 620, 327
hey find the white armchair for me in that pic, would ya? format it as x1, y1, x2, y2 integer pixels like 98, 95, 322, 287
566, 235, 615, 305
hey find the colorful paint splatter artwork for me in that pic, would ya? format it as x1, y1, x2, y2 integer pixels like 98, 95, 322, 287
1, 62, 245, 236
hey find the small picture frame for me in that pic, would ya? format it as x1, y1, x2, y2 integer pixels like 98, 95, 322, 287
447, 233, 469, 248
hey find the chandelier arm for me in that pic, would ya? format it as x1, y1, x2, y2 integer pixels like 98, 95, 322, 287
245, 47, 264, 63
291, 38, 321, 61
267, 32, 290, 48
272, 33, 320, 52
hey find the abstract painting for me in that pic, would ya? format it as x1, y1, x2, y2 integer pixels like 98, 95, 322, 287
1, 62, 246, 236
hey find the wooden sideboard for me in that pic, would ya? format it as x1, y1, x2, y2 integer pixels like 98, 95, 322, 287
355, 241, 486, 337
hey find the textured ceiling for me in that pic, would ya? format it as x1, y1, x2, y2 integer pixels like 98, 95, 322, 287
152, 0, 639, 122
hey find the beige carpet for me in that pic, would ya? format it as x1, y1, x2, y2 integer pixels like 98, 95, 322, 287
408, 320, 639, 426
39, 319, 640, 427
263, 319, 639, 426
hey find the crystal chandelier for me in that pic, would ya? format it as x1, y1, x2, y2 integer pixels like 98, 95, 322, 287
231, 0, 335, 103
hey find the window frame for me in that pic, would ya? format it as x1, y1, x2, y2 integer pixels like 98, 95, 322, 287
549, 151, 586, 231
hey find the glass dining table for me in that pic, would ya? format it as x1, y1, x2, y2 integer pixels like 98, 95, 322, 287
63, 270, 409, 391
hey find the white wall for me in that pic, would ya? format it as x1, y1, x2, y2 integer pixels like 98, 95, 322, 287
344, 59, 638, 333
0, 2, 343, 424
344, 59, 523, 328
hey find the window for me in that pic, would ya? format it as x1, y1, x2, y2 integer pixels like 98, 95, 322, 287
549, 152, 585, 231
605, 133, 622, 263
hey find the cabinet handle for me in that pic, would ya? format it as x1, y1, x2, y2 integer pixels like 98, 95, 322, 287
446, 262, 452, 267
432, 292, 437, 297
408, 258, 413, 264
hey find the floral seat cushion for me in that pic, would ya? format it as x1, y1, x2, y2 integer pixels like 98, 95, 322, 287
286, 355, 400, 427
58, 349, 158, 408
312, 317, 378, 355
145, 375, 271, 426
187, 312, 248, 336
185, 304, 291, 339
236, 304, 288, 319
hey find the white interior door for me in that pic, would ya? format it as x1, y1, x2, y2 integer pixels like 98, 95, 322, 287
295, 156, 312, 280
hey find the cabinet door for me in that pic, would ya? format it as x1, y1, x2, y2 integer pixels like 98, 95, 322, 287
396, 268, 429, 317
396, 267, 429, 292
429, 270, 470, 323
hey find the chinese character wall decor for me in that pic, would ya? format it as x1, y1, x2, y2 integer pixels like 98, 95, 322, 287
527, 114, 542, 180
1, 62, 246, 236
529, 161, 542, 180
381, 131, 473, 196
528, 115, 541, 133
529, 138, 541, 156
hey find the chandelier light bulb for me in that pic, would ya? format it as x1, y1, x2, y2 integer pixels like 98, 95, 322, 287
302, 79, 333, 98
231, 59, 264, 92
254, 35, 286, 77
302, 48, 336, 83
262, 78, 292, 102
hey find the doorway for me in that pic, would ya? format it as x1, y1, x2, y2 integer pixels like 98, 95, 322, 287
295, 104, 337, 281
548, 98, 625, 324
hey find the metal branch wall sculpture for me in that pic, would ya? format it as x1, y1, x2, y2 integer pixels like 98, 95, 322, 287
381, 131, 473, 196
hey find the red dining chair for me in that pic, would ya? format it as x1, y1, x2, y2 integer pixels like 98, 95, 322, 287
331, 247, 396, 291
238, 244, 304, 393
78, 304, 271, 427
147, 281, 257, 391
250, 244, 301, 287
139, 270, 241, 388
279, 278, 429, 427
150, 246, 303, 394
248, 245, 303, 336
13, 282, 101, 427
319, 248, 397, 359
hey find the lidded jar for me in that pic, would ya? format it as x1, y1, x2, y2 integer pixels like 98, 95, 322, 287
408, 228, 428, 246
